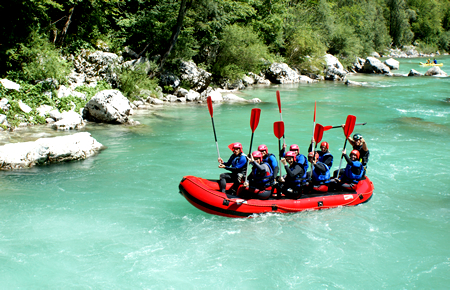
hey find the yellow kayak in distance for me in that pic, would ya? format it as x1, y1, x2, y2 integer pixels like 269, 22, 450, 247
420, 62, 443, 66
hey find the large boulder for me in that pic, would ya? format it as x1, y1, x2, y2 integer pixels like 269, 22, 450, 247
83, 90, 132, 124
323, 54, 347, 81
51, 111, 85, 131
384, 58, 399, 70
68, 49, 122, 88
408, 69, 423, 76
424, 66, 448, 77
265, 63, 317, 84
363, 57, 391, 74
0, 132, 104, 170
179, 61, 212, 92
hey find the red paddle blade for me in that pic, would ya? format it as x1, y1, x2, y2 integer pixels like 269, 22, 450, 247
250, 108, 261, 133
344, 115, 357, 137
323, 125, 333, 131
274, 121, 284, 139
207, 96, 213, 117
314, 124, 324, 143
276, 90, 281, 113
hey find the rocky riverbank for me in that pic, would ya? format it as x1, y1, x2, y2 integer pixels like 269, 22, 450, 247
0, 45, 448, 169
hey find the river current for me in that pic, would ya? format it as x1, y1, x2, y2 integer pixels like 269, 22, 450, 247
1, 57, 449, 289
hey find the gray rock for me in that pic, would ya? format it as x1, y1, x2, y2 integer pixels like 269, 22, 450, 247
57, 85, 86, 100
0, 98, 10, 112
186, 90, 200, 102
370, 51, 380, 58
51, 111, 85, 131
324, 54, 345, 71
179, 61, 212, 92
133, 100, 144, 107
160, 72, 180, 90
384, 58, 400, 70
177, 88, 189, 98
176, 97, 186, 103
408, 69, 423, 76
345, 80, 363, 86
45, 118, 55, 124
424, 66, 448, 76
0, 79, 20, 91
265, 63, 300, 84
18, 100, 32, 113
363, 57, 391, 74
0, 132, 104, 170
49, 109, 63, 121
83, 89, 132, 124
165, 94, 178, 102
0, 114, 6, 125
36, 105, 54, 117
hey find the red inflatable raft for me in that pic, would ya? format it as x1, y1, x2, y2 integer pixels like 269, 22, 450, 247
179, 175, 374, 218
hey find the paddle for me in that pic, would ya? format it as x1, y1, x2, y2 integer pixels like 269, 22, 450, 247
274, 121, 285, 179
323, 122, 367, 131
308, 101, 317, 180
336, 115, 357, 179
276, 90, 285, 144
244, 108, 262, 184
207, 96, 220, 159
314, 123, 324, 150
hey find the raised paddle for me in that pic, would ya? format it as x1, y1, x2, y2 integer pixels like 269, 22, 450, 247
314, 123, 324, 148
323, 122, 367, 131
207, 96, 220, 159
308, 101, 317, 180
244, 108, 262, 184
336, 115, 357, 179
276, 90, 285, 144
274, 121, 285, 179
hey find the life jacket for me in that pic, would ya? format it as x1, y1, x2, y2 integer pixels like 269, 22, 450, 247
263, 153, 278, 173
312, 162, 330, 184
344, 160, 364, 184
297, 154, 309, 173
319, 152, 333, 168
288, 163, 307, 187
251, 162, 273, 188
231, 153, 247, 175
353, 145, 370, 166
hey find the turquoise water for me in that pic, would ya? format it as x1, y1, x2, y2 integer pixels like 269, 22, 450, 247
1, 58, 450, 288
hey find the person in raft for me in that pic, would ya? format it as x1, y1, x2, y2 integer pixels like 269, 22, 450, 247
332, 149, 365, 190
434, 58, 438, 64
237, 151, 273, 199
280, 143, 309, 173
334, 132, 370, 178
277, 151, 307, 198
218, 142, 247, 193
257, 144, 279, 185
308, 140, 333, 169
426, 59, 431, 64
307, 151, 331, 192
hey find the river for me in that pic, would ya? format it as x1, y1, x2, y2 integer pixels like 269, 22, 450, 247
1, 57, 449, 289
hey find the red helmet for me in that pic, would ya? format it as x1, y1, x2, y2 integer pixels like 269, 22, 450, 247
252, 150, 263, 162
286, 151, 297, 159
290, 144, 299, 151
320, 141, 329, 149
258, 144, 268, 153
350, 150, 360, 159
229, 142, 242, 151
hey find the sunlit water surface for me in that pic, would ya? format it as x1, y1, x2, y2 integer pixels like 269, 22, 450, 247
1, 57, 449, 289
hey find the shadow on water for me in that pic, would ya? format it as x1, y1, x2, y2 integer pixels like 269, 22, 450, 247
393, 116, 450, 135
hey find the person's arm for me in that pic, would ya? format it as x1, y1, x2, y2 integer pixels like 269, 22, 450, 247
360, 137, 368, 151
322, 154, 333, 168
285, 164, 302, 178
225, 155, 247, 172
314, 162, 327, 173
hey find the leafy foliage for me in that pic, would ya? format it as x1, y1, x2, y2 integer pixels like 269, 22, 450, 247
213, 24, 271, 81
116, 63, 159, 100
